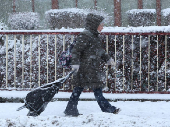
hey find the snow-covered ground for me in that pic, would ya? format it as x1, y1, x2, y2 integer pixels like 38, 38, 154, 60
0, 91, 170, 101
0, 91, 170, 127
0, 101, 170, 127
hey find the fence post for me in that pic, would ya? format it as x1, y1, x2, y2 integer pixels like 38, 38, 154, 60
71, 35, 74, 90
32, 0, 35, 12
114, 0, 121, 26
140, 35, 142, 91
14, 35, 16, 88
106, 35, 109, 88
6, 35, 8, 88
38, 35, 41, 87
138, 0, 143, 9
22, 35, 25, 88
30, 35, 32, 88
157, 35, 159, 91
47, 35, 49, 83
62, 35, 65, 90
165, 35, 167, 91
114, 35, 117, 91
131, 35, 134, 90
13, 0, 16, 13
52, 0, 59, 9
156, 0, 161, 26
75, 0, 78, 8
55, 35, 57, 81
148, 35, 150, 91
123, 35, 125, 91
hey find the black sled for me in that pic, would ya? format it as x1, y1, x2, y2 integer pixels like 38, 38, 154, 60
17, 70, 76, 116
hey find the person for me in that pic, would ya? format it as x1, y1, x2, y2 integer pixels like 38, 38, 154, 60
64, 13, 120, 116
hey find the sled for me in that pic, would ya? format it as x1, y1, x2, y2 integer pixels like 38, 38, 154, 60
17, 70, 76, 116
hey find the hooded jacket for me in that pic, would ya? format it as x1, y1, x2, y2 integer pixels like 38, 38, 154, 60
71, 13, 110, 89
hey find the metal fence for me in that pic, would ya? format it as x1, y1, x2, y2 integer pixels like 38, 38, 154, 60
0, 30, 170, 93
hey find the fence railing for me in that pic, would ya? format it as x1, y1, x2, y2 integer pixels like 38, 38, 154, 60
0, 30, 170, 93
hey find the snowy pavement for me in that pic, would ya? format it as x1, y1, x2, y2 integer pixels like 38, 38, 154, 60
0, 101, 170, 127
0, 91, 170, 127
0, 91, 170, 101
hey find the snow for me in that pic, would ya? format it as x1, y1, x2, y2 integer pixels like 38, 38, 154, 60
162, 8, 170, 17
0, 91, 170, 101
45, 8, 107, 18
8, 12, 39, 30
45, 8, 89, 15
0, 22, 7, 30
126, 9, 156, 14
1, 22, 170, 126
1, 25, 170, 34
102, 26, 170, 33
0, 91, 170, 126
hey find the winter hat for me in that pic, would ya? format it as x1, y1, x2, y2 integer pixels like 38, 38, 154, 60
85, 13, 104, 35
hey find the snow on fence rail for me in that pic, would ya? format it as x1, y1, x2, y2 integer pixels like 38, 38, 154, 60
0, 27, 170, 93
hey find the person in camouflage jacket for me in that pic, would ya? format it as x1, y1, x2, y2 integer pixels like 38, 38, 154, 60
64, 13, 120, 116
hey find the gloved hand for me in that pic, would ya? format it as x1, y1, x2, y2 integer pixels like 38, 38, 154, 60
106, 58, 115, 66
71, 65, 80, 72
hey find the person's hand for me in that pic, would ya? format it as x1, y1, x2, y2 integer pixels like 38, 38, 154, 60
106, 58, 115, 66
71, 65, 80, 72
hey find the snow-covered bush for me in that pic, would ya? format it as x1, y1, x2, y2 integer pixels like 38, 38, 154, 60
45, 8, 111, 29
162, 8, 170, 26
8, 12, 40, 30
45, 8, 88, 29
126, 9, 156, 27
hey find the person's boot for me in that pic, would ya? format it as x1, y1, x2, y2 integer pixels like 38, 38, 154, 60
64, 107, 82, 117
64, 110, 82, 117
113, 108, 121, 114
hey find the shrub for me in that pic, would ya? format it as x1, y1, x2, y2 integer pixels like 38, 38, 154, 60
45, 8, 110, 29
45, 8, 88, 29
8, 12, 40, 30
126, 9, 156, 27
162, 8, 170, 26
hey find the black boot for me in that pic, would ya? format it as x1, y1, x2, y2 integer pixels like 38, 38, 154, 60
64, 87, 84, 116
64, 110, 82, 117
113, 108, 121, 114
64, 104, 82, 117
